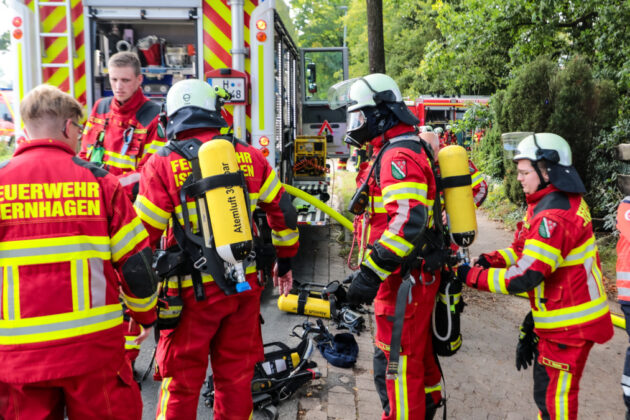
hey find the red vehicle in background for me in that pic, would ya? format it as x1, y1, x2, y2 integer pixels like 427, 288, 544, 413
405, 96, 489, 128
0, 89, 15, 144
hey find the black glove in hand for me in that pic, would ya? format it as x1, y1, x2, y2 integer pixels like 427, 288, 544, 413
456, 264, 470, 285
515, 311, 538, 371
475, 254, 491, 269
346, 268, 381, 306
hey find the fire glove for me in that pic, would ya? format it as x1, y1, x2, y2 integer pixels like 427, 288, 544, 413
456, 263, 470, 285
273, 258, 293, 297
515, 311, 538, 371
346, 268, 381, 307
474, 254, 491, 269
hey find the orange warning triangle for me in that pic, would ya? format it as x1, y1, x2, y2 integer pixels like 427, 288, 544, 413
318, 120, 333, 136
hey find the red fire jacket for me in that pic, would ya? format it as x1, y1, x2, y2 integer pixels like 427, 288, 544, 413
79, 88, 165, 193
0, 139, 157, 384
469, 160, 487, 207
355, 125, 437, 307
467, 185, 613, 343
617, 196, 630, 303
134, 129, 299, 290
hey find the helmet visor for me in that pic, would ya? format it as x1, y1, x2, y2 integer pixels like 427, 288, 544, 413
347, 110, 366, 132
327, 78, 359, 110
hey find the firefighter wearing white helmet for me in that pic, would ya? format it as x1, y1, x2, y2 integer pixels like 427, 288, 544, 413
329, 74, 446, 419
458, 133, 613, 419
134, 78, 299, 419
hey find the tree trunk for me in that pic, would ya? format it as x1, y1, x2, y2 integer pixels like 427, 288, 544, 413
366, 0, 385, 74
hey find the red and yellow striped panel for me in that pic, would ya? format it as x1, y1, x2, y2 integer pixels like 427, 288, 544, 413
26, 0, 87, 106
203, 0, 257, 133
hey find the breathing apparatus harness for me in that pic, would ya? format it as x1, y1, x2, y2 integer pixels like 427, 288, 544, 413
153, 135, 255, 305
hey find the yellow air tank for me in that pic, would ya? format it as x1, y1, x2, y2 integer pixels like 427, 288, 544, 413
198, 139, 253, 292
437, 145, 477, 248
277, 293, 331, 318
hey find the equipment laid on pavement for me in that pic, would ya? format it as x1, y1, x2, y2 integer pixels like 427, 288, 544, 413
277, 282, 366, 334
203, 336, 320, 420
293, 319, 359, 368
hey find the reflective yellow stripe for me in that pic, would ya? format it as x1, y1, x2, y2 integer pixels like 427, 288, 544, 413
364, 253, 390, 281
122, 291, 157, 313
125, 336, 141, 350
555, 370, 571, 419
497, 248, 517, 266
382, 182, 428, 206
379, 230, 414, 258
0, 304, 123, 345
174, 202, 198, 231
71, 259, 90, 312
487, 268, 509, 295
2, 266, 19, 320
135, 195, 170, 230
103, 150, 136, 169
558, 236, 596, 267
165, 265, 257, 289
157, 377, 173, 420
370, 195, 387, 213
271, 228, 299, 247
259, 171, 281, 203
534, 283, 547, 311
144, 140, 166, 156
522, 239, 562, 270
249, 192, 259, 212
532, 295, 609, 329
395, 355, 408, 420
471, 171, 482, 187
110, 218, 148, 262
0, 236, 111, 266
424, 382, 442, 393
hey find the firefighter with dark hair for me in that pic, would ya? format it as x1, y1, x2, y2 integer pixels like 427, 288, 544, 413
329, 73, 444, 419
0, 85, 157, 419
458, 133, 613, 419
134, 79, 298, 420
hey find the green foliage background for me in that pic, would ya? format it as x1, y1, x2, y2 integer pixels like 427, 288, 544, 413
288, 0, 630, 224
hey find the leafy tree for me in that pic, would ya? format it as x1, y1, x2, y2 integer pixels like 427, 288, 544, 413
0, 31, 9, 53
290, 0, 349, 48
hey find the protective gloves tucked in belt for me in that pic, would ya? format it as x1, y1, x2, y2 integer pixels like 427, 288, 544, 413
346, 267, 382, 307
515, 311, 538, 371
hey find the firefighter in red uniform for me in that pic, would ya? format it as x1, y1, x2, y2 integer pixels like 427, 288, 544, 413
134, 79, 299, 420
616, 196, 630, 419
329, 73, 446, 419
458, 133, 613, 419
0, 85, 157, 419
79, 51, 165, 196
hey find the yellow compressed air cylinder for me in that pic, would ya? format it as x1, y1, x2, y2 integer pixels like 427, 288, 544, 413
437, 145, 477, 248
277, 293, 331, 318
198, 139, 253, 291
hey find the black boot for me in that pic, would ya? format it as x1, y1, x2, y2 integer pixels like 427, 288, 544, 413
425, 394, 444, 420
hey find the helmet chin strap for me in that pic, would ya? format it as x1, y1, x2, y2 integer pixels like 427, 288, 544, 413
532, 161, 549, 191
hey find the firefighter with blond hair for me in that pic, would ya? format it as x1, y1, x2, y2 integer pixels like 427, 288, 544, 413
0, 85, 157, 419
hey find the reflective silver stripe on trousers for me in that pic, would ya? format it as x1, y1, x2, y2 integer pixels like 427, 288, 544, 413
558, 371, 570, 420
89, 258, 107, 307
622, 374, 630, 396
0, 309, 120, 336
0, 242, 110, 260
111, 221, 146, 258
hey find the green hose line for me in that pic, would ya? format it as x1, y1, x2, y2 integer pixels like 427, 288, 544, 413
282, 183, 354, 232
